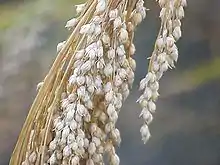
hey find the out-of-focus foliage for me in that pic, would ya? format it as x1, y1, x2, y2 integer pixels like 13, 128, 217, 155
0, 0, 84, 30
186, 57, 220, 85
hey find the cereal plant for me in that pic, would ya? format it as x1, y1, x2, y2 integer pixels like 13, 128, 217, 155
10, 0, 186, 164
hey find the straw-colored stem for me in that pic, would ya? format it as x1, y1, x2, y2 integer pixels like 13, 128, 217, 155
10, 1, 98, 164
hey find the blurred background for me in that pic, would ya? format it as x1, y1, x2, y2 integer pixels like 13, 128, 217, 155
1, 0, 220, 165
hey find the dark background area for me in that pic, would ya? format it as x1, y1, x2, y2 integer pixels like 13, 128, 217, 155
0, 0, 220, 165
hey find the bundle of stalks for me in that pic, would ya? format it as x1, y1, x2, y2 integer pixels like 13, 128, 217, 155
10, 0, 186, 165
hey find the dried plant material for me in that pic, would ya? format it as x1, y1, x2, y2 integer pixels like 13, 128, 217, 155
10, 0, 187, 164
137, 0, 187, 143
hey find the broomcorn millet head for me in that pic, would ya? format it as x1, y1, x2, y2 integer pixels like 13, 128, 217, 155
10, 0, 186, 164
138, 0, 187, 144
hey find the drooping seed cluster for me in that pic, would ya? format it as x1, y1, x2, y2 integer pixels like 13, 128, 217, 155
14, 0, 188, 165
137, 0, 187, 144
45, 0, 146, 165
